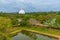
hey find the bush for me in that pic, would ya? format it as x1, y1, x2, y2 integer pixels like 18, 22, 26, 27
0, 17, 12, 32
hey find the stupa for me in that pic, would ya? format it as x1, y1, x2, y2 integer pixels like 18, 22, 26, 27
19, 9, 25, 14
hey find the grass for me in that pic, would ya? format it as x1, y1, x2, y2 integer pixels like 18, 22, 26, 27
0, 26, 60, 40
19, 26, 60, 36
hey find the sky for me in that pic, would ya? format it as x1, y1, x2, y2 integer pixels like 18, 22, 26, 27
0, 0, 60, 12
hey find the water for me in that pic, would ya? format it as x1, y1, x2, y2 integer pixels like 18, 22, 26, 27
12, 30, 58, 40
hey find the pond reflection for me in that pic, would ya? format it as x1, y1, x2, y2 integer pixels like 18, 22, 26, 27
12, 30, 58, 40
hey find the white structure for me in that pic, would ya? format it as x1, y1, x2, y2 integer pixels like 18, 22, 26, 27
17, 18, 22, 22
17, 18, 22, 25
19, 9, 25, 14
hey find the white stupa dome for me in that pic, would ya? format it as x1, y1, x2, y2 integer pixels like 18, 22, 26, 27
19, 9, 25, 14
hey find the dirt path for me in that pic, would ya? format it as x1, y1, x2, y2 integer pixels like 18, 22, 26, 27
36, 23, 48, 26
10, 28, 60, 40
24, 29, 60, 40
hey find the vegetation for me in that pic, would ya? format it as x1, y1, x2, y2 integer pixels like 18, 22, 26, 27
0, 12, 60, 40
0, 17, 12, 40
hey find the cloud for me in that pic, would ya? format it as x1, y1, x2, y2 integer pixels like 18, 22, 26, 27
0, 0, 10, 4
0, 0, 60, 12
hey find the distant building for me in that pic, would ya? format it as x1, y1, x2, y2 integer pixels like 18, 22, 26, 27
19, 9, 25, 14
29, 18, 40, 25
29, 18, 48, 26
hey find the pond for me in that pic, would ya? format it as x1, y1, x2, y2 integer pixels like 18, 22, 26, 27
12, 30, 58, 40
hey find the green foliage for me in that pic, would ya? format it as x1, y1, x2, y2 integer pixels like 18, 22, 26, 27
11, 17, 18, 26
0, 12, 60, 40
0, 17, 12, 32
0, 17, 12, 40
0, 12, 60, 28
20, 20, 31, 26
56, 15, 60, 24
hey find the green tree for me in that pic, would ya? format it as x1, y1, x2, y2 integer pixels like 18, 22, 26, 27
0, 17, 12, 40
20, 15, 31, 26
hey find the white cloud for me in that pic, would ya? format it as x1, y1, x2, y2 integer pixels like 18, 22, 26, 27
0, 0, 10, 4
0, 0, 60, 12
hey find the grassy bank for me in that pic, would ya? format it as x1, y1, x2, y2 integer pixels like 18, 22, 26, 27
10, 26, 60, 36
19, 26, 60, 36
9, 26, 60, 40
